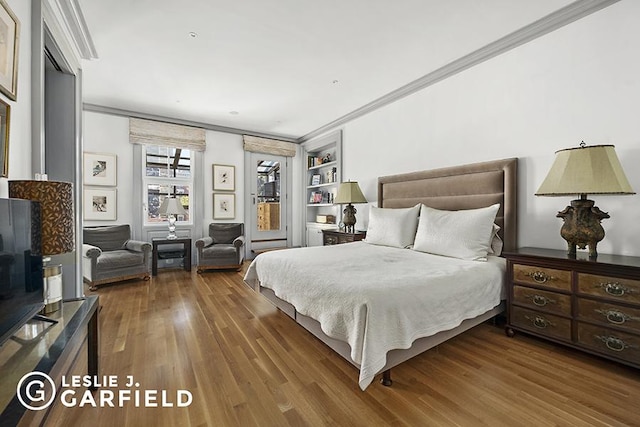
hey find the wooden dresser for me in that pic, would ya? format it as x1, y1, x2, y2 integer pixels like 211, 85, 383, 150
504, 247, 640, 369
322, 229, 366, 246
257, 202, 280, 231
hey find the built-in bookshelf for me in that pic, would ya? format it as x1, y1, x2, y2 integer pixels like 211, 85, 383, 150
301, 130, 342, 246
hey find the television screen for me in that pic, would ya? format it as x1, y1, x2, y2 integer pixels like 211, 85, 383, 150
0, 198, 44, 346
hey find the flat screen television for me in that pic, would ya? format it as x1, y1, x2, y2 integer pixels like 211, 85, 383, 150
0, 198, 44, 346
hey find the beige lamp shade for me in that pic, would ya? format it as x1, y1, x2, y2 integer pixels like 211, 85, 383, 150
334, 181, 367, 204
536, 144, 635, 196
159, 197, 187, 215
9, 180, 75, 256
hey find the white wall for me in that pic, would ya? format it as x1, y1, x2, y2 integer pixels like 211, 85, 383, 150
202, 130, 245, 236
82, 111, 133, 226
82, 111, 248, 238
339, 1, 640, 256
0, 0, 32, 195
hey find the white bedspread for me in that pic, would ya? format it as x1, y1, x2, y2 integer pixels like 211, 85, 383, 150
244, 241, 505, 390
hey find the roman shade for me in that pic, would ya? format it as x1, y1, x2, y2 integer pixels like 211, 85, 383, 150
130, 118, 206, 151
243, 135, 297, 157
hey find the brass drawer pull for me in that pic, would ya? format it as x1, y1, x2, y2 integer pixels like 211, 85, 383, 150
525, 315, 554, 329
525, 294, 556, 307
597, 282, 633, 297
595, 335, 637, 352
525, 270, 555, 284
594, 309, 639, 325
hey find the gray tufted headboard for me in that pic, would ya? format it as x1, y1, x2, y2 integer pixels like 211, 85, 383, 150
377, 158, 518, 252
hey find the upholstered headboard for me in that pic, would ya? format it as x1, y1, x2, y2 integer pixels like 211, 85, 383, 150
378, 158, 518, 252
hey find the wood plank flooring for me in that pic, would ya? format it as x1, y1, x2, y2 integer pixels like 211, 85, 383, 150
48, 265, 640, 426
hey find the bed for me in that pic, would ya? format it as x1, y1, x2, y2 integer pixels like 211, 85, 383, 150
245, 158, 517, 390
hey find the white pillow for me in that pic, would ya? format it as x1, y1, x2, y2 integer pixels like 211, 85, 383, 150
364, 205, 420, 248
413, 204, 500, 261
487, 224, 504, 256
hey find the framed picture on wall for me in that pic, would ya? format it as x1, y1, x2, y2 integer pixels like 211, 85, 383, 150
213, 193, 235, 219
84, 152, 117, 186
213, 164, 235, 191
0, 98, 10, 178
0, 0, 19, 101
84, 188, 117, 220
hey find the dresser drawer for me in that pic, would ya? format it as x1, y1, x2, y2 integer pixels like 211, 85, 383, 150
577, 322, 640, 365
577, 273, 640, 304
512, 285, 571, 316
510, 306, 571, 341
512, 264, 571, 291
577, 298, 640, 333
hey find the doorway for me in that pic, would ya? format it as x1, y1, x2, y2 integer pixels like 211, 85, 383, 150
246, 153, 289, 256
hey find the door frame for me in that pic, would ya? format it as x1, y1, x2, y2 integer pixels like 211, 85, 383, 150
244, 152, 293, 259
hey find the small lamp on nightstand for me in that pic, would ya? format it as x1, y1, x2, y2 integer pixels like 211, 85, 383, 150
159, 197, 186, 240
334, 181, 367, 233
535, 142, 635, 259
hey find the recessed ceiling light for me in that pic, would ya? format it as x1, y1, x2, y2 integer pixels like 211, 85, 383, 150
229, 111, 239, 115
189, 32, 198, 38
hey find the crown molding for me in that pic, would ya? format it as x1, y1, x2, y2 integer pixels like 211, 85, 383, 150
82, 103, 299, 143
299, 0, 620, 142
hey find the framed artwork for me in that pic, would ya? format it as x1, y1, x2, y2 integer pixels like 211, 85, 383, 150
84, 188, 117, 220
84, 152, 117, 186
213, 193, 235, 219
0, 0, 19, 101
213, 164, 235, 191
0, 98, 9, 177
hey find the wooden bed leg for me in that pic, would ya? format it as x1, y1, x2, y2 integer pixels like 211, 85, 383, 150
381, 369, 392, 386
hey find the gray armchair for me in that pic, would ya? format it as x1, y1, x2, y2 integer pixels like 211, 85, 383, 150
195, 223, 245, 273
83, 225, 151, 290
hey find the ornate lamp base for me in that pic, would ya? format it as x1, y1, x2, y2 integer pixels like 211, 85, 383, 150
342, 203, 357, 234
557, 197, 609, 259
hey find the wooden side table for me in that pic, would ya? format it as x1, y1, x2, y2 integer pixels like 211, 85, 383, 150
504, 247, 640, 369
322, 229, 366, 246
152, 237, 192, 276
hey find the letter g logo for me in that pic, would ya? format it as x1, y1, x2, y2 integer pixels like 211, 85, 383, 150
17, 372, 57, 411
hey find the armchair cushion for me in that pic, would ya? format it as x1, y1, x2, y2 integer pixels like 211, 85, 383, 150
97, 250, 145, 269
84, 225, 130, 251
210, 223, 244, 244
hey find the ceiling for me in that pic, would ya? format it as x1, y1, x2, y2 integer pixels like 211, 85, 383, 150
78, 0, 574, 141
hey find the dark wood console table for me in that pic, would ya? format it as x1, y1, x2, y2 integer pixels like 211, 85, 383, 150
152, 237, 192, 276
0, 296, 99, 426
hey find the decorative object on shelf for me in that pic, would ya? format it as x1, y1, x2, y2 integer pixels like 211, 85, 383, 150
84, 188, 117, 220
159, 197, 186, 240
213, 164, 235, 191
83, 152, 117, 186
334, 181, 368, 233
213, 193, 236, 219
535, 143, 635, 258
0, 98, 10, 177
0, 0, 19, 101
9, 180, 74, 313
311, 174, 321, 186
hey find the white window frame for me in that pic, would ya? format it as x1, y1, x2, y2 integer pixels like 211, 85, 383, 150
142, 145, 194, 227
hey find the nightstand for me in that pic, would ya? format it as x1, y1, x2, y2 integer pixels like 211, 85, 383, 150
322, 229, 366, 246
504, 247, 640, 369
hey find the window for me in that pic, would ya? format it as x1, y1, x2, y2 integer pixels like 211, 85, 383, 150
143, 145, 192, 224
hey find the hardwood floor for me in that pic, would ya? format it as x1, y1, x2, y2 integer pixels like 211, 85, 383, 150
49, 264, 640, 426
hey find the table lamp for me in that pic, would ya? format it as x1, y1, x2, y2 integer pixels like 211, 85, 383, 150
535, 143, 635, 258
334, 181, 367, 233
159, 197, 186, 240
9, 180, 74, 313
